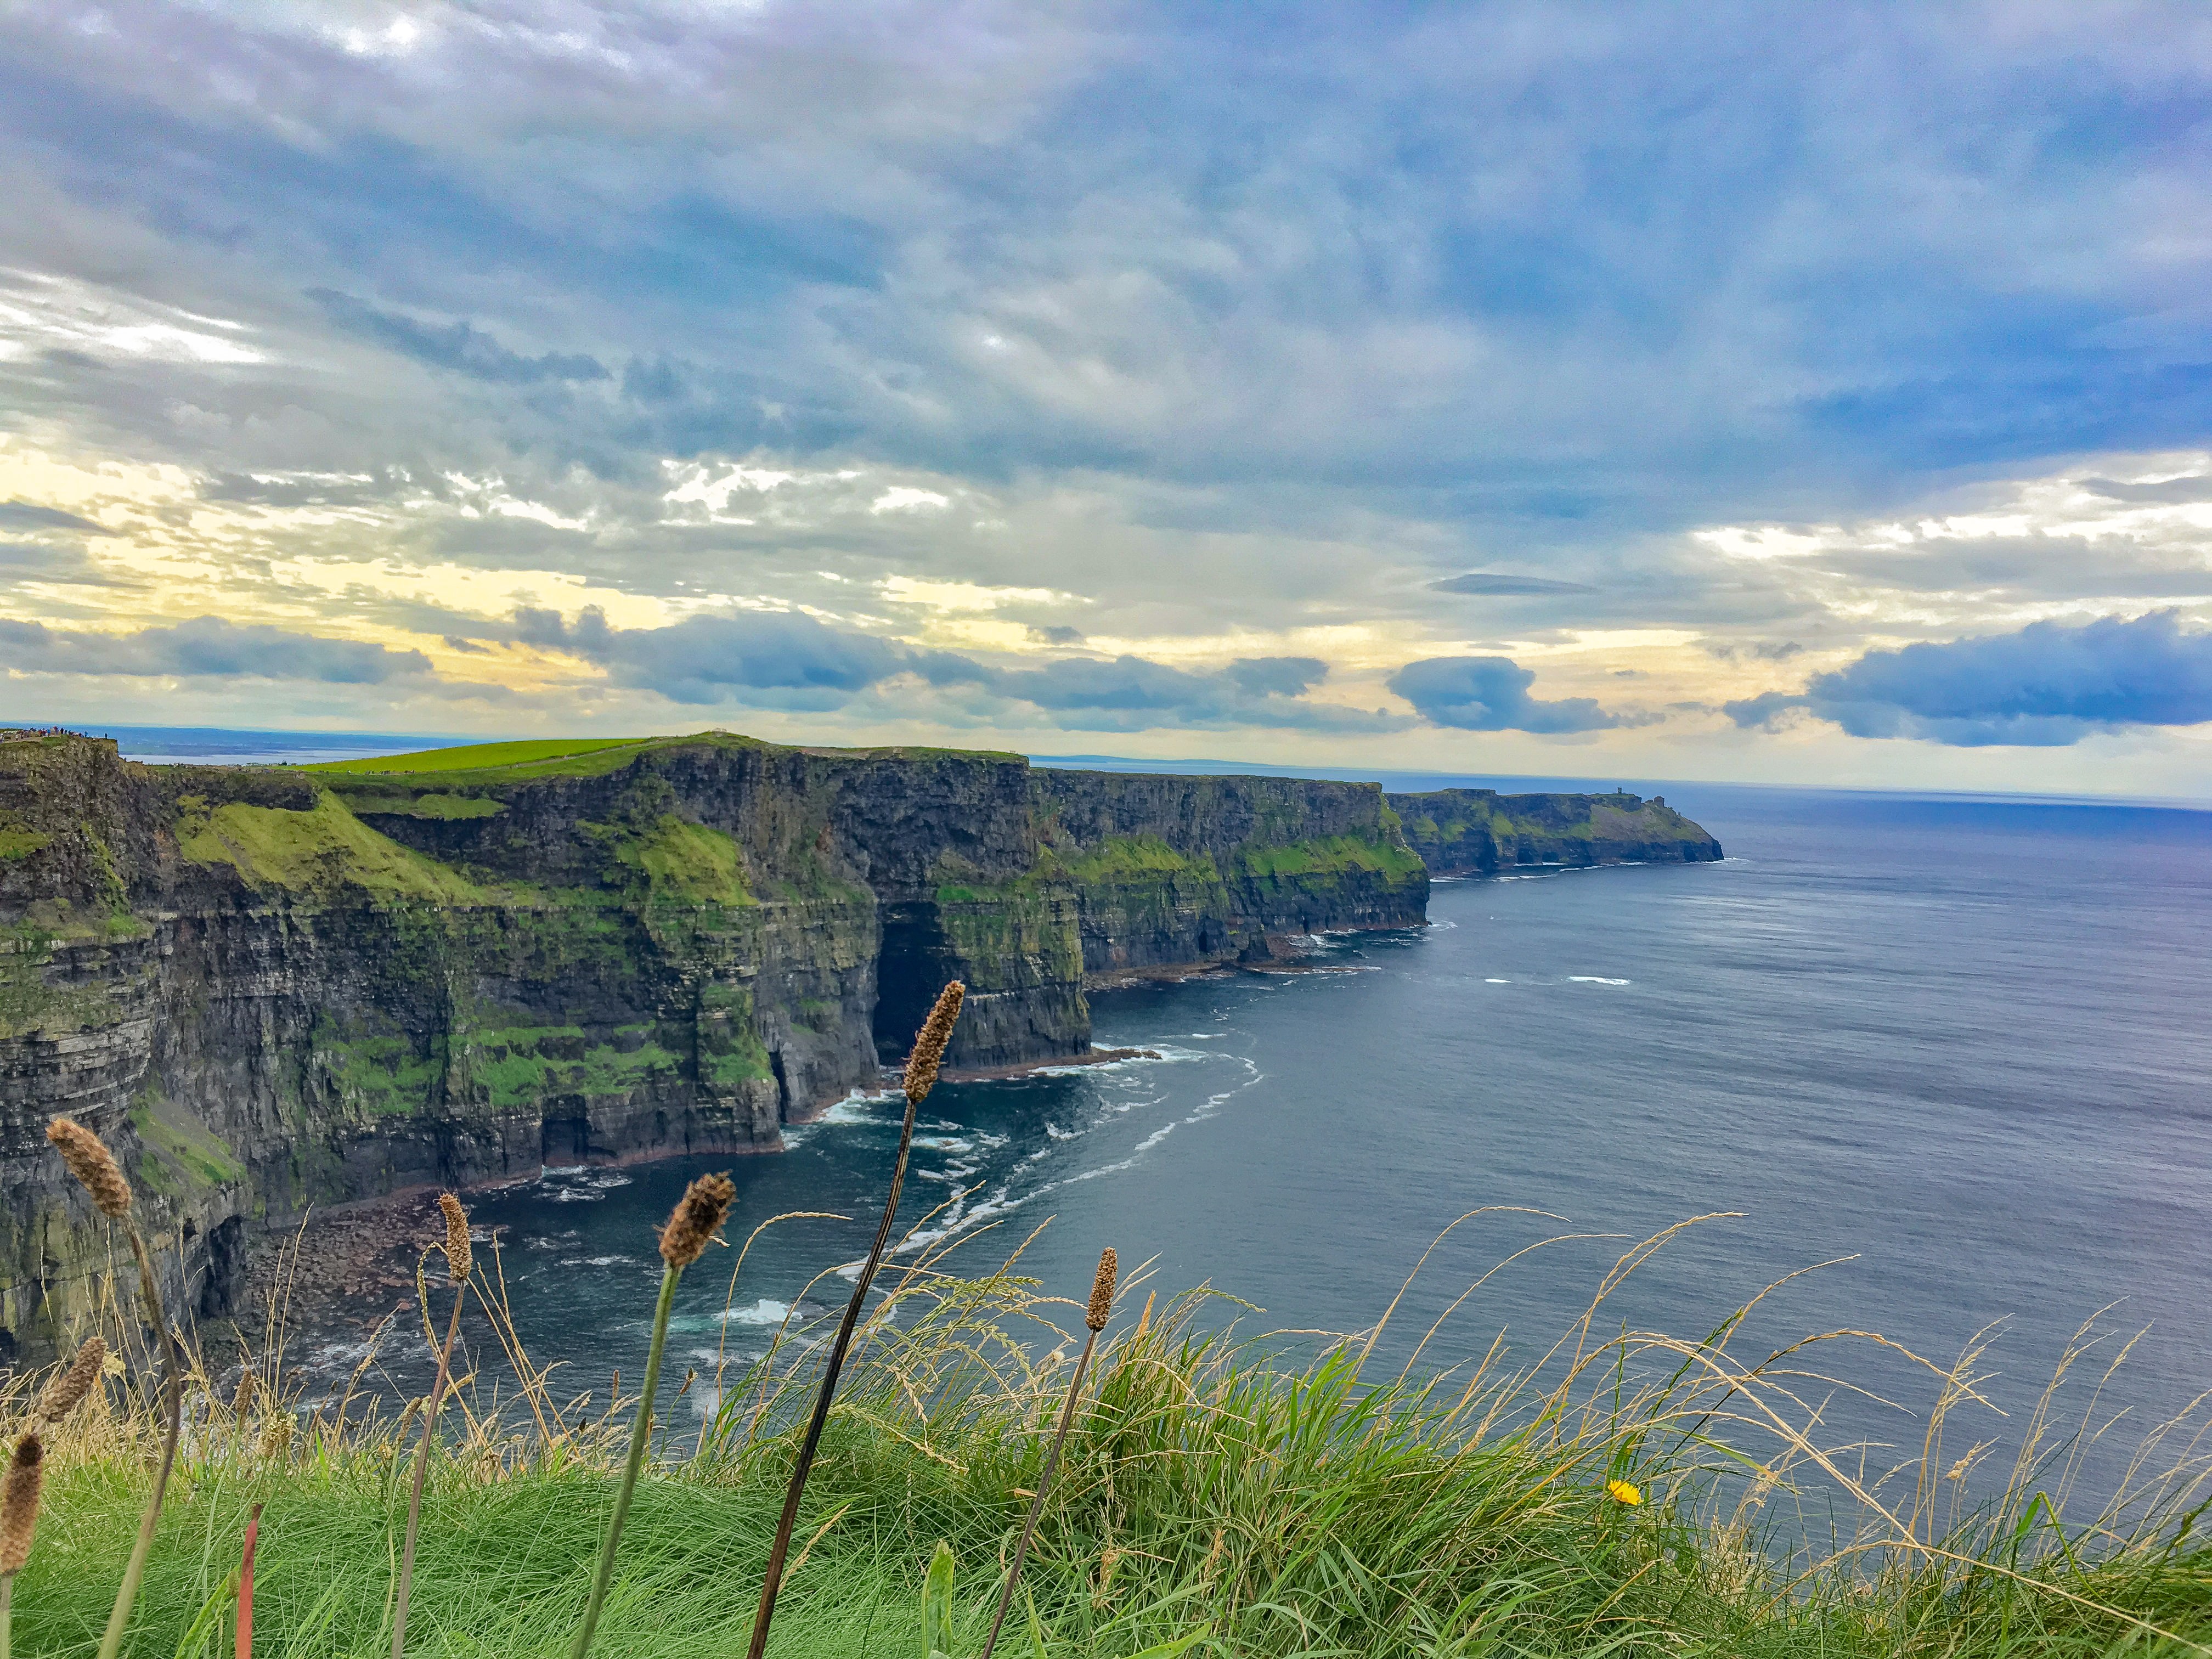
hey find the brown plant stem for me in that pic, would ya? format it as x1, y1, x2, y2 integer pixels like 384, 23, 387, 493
980, 1246, 1116, 1659
744, 1094, 920, 1659
98, 1227, 183, 1659
391, 1282, 465, 1659
745, 981, 963, 1659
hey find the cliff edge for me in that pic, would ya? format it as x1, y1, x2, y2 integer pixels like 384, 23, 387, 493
0, 732, 1721, 1359
0, 730, 1427, 1355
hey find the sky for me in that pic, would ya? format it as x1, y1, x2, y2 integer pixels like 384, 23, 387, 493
2, 2, 2211, 793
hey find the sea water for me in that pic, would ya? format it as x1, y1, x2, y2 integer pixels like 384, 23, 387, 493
309, 785, 2212, 1503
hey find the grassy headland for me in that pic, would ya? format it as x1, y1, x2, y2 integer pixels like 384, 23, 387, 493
10, 1216, 2210, 1658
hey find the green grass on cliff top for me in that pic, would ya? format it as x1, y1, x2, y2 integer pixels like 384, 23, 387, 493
309, 736, 656, 775
309, 732, 1029, 783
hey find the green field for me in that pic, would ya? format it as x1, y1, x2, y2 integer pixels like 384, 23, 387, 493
309, 737, 657, 776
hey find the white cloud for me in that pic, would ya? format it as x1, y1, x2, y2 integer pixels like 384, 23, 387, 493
0, 270, 266, 366
870, 486, 951, 514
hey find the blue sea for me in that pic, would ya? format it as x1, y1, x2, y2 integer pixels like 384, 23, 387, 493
262, 772, 2212, 1505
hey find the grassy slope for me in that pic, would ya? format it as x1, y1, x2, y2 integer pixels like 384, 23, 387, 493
15, 1251, 2211, 1659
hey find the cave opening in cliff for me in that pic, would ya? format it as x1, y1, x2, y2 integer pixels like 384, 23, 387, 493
872, 900, 962, 1065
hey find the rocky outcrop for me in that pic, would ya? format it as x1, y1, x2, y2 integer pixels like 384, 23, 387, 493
0, 731, 1428, 1356
1388, 788, 1723, 875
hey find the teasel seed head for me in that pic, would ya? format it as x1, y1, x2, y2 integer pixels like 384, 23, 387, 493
901, 980, 966, 1104
35, 1336, 106, 1424
438, 1191, 472, 1283
1086, 1247, 1117, 1333
46, 1116, 131, 1218
658, 1172, 736, 1269
0, 1434, 42, 1576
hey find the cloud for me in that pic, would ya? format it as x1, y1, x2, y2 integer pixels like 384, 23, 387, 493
515, 605, 903, 707
310, 291, 609, 385
1387, 657, 1622, 733
0, 617, 435, 682
1431, 573, 1598, 596
1726, 611, 2212, 746
514, 606, 1396, 729
0, 501, 102, 533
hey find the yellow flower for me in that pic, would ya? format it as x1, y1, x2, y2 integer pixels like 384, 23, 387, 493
1605, 1479, 1643, 1506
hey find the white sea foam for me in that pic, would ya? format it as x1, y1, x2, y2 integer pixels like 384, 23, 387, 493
1485, 977, 1510, 984
719, 1298, 791, 1325
1135, 1124, 1175, 1151
1044, 1123, 1077, 1140
1568, 975, 1631, 985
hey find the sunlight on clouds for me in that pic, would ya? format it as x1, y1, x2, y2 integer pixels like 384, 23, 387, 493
871, 487, 950, 514
270, 556, 676, 630
878, 576, 1076, 612
0, 272, 266, 366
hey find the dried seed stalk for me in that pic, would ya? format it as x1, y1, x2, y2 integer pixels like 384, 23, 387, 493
746, 981, 964, 1659
981, 1247, 1118, 1659
36, 1339, 105, 1424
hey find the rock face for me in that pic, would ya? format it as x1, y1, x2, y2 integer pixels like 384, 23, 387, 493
0, 731, 1429, 1356
0, 731, 1723, 1359
1388, 788, 1723, 876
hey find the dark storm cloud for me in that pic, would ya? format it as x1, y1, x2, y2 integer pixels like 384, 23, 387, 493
1726, 611, 2212, 746
0, 617, 433, 683
1387, 657, 1622, 733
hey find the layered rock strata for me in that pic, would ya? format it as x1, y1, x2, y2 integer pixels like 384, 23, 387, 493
0, 732, 1431, 1355
0, 732, 1722, 1358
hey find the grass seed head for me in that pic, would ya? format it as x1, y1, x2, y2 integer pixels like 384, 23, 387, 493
438, 1192, 472, 1283
902, 981, 965, 1104
230, 1367, 255, 1419
1087, 1247, 1118, 1332
659, 1172, 736, 1268
46, 1116, 131, 1218
0, 1434, 41, 1575
36, 1337, 106, 1424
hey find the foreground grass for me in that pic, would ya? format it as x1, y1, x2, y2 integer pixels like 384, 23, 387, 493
16, 1223, 2212, 1657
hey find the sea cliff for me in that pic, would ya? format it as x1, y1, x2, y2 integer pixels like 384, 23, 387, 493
0, 731, 1718, 1358
1387, 787, 1723, 874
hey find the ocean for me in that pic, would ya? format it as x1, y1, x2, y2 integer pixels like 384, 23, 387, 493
286, 780, 2212, 1505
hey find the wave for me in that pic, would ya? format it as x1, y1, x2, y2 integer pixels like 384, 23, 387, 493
1567, 975, 1632, 985
718, 1297, 792, 1325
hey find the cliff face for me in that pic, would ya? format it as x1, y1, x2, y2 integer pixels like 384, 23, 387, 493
1388, 788, 1723, 875
0, 732, 1427, 1357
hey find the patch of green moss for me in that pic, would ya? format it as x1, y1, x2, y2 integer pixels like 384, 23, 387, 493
177, 793, 491, 902
314, 1018, 447, 1118
1239, 834, 1427, 882
595, 815, 753, 906
128, 1092, 247, 1194
696, 980, 774, 1088
453, 1022, 682, 1109
0, 926, 120, 1039
0, 825, 52, 861
1035, 834, 1220, 885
